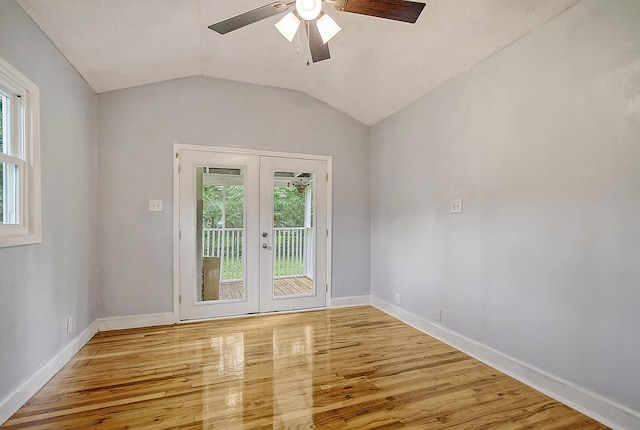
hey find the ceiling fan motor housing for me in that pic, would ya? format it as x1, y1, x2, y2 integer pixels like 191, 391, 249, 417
296, 0, 322, 20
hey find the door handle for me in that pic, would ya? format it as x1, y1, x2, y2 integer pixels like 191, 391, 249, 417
262, 232, 268, 238
262, 243, 268, 249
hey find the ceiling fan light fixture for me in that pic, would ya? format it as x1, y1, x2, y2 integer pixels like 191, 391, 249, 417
316, 13, 341, 44
296, 0, 322, 21
275, 11, 300, 42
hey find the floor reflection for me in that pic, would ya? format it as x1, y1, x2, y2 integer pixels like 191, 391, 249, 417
272, 324, 315, 428
199, 333, 245, 428
197, 319, 321, 428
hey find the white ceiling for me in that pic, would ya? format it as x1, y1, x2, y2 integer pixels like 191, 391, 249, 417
17, 0, 581, 125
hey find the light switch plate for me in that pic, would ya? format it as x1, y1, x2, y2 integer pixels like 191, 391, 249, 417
450, 198, 463, 214
149, 199, 163, 212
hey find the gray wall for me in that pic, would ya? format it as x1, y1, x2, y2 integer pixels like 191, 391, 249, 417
371, 0, 640, 411
4, 0, 638, 420
97, 76, 371, 317
0, 1, 97, 403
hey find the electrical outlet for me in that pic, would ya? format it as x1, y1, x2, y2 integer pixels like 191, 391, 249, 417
66, 317, 73, 334
395, 293, 400, 305
450, 198, 463, 214
434, 308, 442, 322
149, 199, 163, 212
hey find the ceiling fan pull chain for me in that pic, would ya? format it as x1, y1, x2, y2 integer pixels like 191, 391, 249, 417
306, 20, 311, 66
296, 21, 301, 55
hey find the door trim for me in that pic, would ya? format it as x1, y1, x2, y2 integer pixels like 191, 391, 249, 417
172, 144, 333, 322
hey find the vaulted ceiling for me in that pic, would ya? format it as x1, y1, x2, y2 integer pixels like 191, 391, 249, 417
18, 0, 581, 125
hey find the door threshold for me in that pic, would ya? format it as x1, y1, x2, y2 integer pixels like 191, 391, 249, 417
177, 306, 327, 324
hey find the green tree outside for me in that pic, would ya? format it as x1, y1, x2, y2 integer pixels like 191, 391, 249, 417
202, 185, 244, 228
203, 184, 308, 229
273, 186, 306, 228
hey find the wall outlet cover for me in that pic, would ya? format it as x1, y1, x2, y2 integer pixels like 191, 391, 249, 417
450, 198, 463, 214
149, 199, 163, 212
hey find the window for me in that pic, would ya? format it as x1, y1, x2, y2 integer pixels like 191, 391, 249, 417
0, 55, 40, 247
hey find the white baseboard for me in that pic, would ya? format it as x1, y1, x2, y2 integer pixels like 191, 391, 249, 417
98, 300, 371, 330
97, 312, 175, 331
0, 320, 98, 426
329, 295, 371, 308
371, 296, 640, 430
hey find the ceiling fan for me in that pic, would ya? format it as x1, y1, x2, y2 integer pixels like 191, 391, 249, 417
208, 0, 426, 64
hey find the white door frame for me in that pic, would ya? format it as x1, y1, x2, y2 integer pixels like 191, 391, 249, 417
172, 143, 333, 322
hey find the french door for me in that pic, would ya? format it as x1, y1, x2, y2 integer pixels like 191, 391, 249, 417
176, 147, 329, 320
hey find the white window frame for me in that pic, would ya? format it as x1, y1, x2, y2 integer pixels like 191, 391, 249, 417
0, 55, 41, 247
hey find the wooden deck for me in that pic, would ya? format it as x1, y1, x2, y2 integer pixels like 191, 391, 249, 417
219, 276, 313, 300
1, 306, 607, 429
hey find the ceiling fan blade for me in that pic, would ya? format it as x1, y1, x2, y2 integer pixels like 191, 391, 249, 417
209, 1, 292, 34
304, 19, 331, 63
334, 0, 425, 24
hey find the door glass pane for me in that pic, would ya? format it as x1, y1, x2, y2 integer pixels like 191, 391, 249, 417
272, 171, 315, 298
198, 166, 245, 302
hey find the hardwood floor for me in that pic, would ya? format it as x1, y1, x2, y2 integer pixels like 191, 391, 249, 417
2, 306, 607, 429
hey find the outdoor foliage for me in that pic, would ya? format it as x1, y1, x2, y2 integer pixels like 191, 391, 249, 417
202, 185, 244, 228
273, 186, 306, 228
202, 184, 308, 229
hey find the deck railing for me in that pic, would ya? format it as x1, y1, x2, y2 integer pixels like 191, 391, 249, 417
203, 228, 244, 281
203, 227, 312, 281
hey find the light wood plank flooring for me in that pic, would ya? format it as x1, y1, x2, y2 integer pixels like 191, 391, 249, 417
2, 306, 607, 429
220, 276, 313, 300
